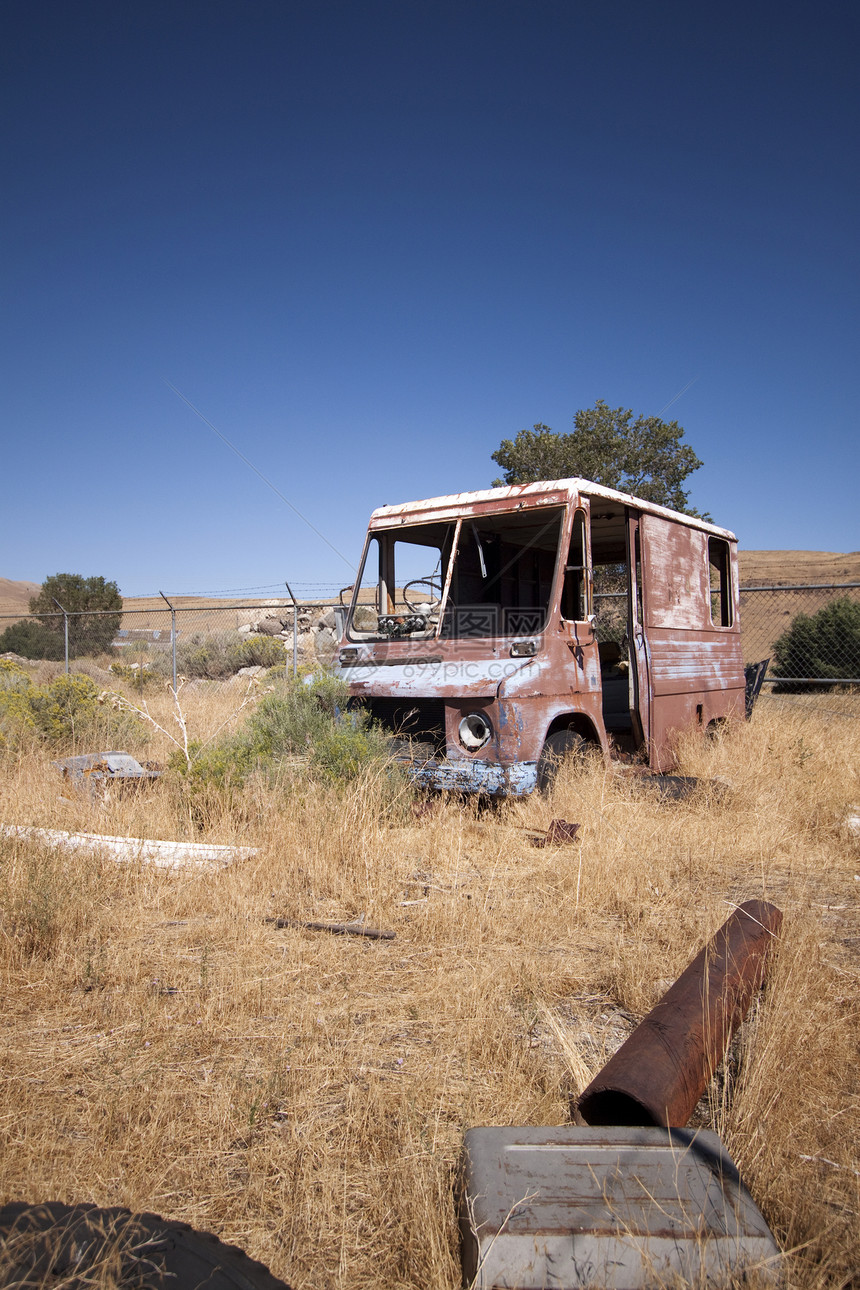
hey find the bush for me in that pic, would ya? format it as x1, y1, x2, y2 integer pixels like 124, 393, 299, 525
0, 660, 36, 744
109, 661, 161, 693
0, 659, 31, 692
771, 596, 860, 690
176, 633, 286, 680
24, 674, 102, 742
172, 674, 397, 790
229, 635, 286, 670
0, 619, 65, 660
176, 635, 236, 680
0, 666, 139, 747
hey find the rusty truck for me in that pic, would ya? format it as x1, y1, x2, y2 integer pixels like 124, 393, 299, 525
334, 478, 748, 795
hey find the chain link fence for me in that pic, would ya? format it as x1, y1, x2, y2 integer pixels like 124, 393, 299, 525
0, 597, 348, 690
739, 582, 860, 689
2, 582, 859, 700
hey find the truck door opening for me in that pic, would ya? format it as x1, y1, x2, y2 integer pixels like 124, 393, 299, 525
589, 505, 648, 754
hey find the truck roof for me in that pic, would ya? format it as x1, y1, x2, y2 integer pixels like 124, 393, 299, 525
369, 478, 736, 542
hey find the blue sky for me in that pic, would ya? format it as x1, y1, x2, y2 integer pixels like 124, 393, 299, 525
2, 1, 858, 597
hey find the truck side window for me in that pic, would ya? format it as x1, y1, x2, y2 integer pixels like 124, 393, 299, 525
562, 510, 589, 621
708, 537, 733, 627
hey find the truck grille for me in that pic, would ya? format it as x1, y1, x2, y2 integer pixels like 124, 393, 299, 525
357, 697, 446, 759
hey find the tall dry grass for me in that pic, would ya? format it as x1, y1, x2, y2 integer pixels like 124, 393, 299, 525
0, 687, 858, 1287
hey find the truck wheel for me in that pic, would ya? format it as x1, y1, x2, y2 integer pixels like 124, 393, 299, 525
0, 1202, 292, 1290
536, 730, 586, 794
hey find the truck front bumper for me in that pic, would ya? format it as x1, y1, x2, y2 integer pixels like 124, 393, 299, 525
406, 757, 538, 797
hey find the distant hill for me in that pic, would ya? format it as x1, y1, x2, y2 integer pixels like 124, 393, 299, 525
738, 550, 860, 585
0, 577, 40, 618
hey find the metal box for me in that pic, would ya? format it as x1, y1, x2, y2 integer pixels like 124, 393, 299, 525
459, 1126, 780, 1289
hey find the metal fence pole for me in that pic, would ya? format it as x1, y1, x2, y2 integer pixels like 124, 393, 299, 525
52, 598, 69, 674
159, 591, 177, 692
285, 581, 298, 678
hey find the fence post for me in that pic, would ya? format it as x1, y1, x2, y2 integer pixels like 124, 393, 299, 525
159, 591, 177, 693
52, 598, 69, 675
285, 581, 298, 678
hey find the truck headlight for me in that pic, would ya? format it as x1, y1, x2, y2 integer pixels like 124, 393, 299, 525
459, 712, 492, 750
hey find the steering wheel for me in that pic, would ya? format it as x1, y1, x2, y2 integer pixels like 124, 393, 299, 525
403, 577, 443, 613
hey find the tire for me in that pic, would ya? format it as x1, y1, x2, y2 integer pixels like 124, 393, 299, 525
536, 729, 586, 794
0, 1202, 292, 1290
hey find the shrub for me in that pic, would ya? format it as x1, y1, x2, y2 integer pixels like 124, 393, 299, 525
25, 674, 102, 741
176, 633, 285, 680
0, 659, 31, 692
176, 634, 236, 680
109, 660, 161, 693
0, 660, 36, 744
0, 667, 140, 747
771, 596, 860, 690
171, 674, 396, 791
0, 619, 65, 660
229, 635, 286, 670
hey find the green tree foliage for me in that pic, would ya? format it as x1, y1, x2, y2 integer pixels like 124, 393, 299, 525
491, 400, 706, 515
0, 618, 65, 660
29, 574, 123, 658
771, 596, 860, 690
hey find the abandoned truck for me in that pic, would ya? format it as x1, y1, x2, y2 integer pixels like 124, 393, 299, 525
334, 479, 747, 795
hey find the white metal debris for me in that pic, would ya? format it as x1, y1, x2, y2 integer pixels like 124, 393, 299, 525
0, 825, 256, 869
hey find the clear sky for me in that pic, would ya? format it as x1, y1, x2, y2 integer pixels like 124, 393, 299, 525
3, 0, 858, 598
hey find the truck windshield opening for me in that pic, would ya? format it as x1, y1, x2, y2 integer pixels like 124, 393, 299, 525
347, 507, 565, 641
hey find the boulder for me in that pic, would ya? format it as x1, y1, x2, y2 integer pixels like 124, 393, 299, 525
254, 616, 286, 637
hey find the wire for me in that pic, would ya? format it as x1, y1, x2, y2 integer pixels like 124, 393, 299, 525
658, 376, 700, 416
165, 381, 356, 571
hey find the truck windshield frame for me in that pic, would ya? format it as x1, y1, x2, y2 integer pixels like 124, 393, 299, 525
347, 506, 566, 642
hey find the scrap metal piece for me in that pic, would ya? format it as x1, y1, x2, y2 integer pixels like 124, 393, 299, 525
645, 774, 702, 801
530, 818, 580, 848
744, 658, 770, 717
269, 917, 395, 941
0, 826, 255, 869
459, 1125, 780, 1289
52, 752, 160, 786
576, 900, 783, 1128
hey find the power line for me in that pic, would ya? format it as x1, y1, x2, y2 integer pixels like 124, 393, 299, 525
165, 381, 356, 571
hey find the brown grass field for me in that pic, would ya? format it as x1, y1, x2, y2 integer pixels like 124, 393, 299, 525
0, 676, 859, 1288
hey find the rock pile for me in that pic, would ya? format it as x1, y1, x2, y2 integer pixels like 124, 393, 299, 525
237, 601, 344, 664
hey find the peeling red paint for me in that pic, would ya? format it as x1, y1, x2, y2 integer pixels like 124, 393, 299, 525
336, 478, 746, 793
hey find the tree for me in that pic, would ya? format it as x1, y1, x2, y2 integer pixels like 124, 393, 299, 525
29, 574, 124, 658
771, 596, 860, 691
491, 400, 707, 515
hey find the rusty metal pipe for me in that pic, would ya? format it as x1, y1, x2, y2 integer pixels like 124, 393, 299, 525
575, 900, 782, 1128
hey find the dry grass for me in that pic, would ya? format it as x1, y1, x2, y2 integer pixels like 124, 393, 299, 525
0, 686, 858, 1288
